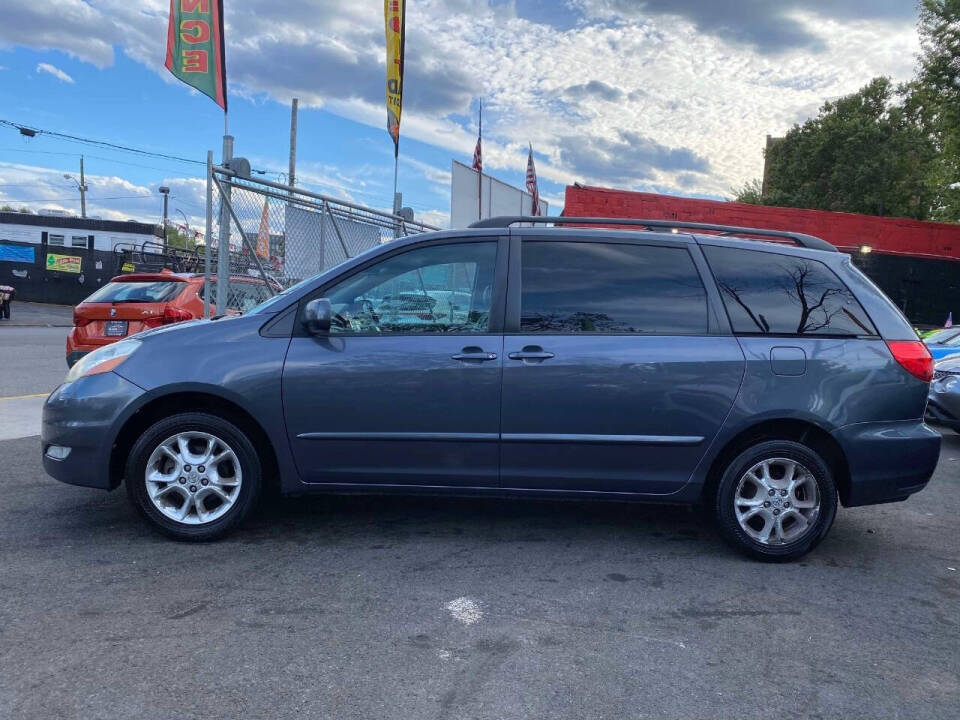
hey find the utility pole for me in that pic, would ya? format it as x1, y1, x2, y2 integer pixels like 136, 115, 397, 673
79, 156, 87, 218
289, 98, 298, 193
159, 186, 170, 251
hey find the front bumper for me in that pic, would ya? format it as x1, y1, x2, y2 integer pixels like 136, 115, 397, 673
833, 419, 940, 507
41, 372, 145, 490
926, 375, 960, 430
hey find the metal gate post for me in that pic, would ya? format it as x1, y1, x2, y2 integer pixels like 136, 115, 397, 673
204, 150, 213, 319
216, 136, 233, 314
212, 175, 277, 296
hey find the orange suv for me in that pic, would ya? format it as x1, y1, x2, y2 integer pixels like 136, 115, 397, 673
66, 271, 273, 366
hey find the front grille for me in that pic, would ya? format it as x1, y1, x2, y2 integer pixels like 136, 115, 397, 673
933, 369, 960, 380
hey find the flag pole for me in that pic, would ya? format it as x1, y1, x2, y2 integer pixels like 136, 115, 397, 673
393, 143, 400, 237
477, 98, 482, 222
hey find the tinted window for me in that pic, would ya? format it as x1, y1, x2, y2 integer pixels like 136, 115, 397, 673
520, 241, 708, 334
704, 246, 877, 337
325, 242, 497, 334
85, 281, 185, 304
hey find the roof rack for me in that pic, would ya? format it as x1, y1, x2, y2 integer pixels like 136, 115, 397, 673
468, 216, 837, 253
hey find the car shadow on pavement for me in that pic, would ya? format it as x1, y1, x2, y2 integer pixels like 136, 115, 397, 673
244, 491, 720, 554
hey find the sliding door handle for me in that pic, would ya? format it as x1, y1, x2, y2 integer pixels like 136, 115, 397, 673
508, 346, 555, 363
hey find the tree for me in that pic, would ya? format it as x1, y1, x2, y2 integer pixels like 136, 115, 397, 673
913, 0, 960, 221
165, 225, 196, 251
758, 78, 937, 220
732, 179, 764, 204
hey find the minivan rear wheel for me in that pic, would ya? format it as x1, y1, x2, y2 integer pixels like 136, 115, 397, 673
715, 440, 837, 562
125, 412, 262, 540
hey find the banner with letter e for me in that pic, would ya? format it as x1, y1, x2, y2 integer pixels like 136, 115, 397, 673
165, 0, 228, 110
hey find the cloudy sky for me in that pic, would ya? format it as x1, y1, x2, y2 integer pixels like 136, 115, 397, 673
0, 0, 921, 229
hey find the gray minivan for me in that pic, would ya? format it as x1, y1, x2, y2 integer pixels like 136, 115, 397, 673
41, 217, 940, 561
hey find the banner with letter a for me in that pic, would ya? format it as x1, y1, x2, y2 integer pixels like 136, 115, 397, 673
165, 0, 227, 110
384, 0, 406, 156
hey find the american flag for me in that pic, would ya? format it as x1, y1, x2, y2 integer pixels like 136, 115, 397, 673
526, 144, 540, 216
472, 136, 482, 173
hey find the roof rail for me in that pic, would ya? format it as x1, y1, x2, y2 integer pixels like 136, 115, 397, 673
468, 216, 837, 253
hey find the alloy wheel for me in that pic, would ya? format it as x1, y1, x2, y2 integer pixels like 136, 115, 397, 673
733, 458, 820, 546
144, 431, 243, 525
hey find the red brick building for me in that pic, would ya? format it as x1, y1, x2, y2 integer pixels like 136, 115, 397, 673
563, 185, 960, 326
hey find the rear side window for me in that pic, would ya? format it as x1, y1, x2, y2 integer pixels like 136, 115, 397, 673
84, 281, 185, 304
520, 241, 708, 334
703, 246, 877, 337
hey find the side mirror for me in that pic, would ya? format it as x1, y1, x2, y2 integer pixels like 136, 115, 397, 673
303, 298, 332, 335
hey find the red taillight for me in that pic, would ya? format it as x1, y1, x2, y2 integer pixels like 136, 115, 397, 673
73, 310, 92, 328
163, 306, 194, 324
886, 340, 934, 382
143, 306, 194, 329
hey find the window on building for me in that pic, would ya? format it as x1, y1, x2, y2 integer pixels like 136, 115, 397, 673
71, 235, 88, 248
520, 241, 709, 334
703, 245, 878, 337
48, 235, 65, 247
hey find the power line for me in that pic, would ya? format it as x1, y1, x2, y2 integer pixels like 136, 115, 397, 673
0, 119, 206, 167
0, 195, 152, 204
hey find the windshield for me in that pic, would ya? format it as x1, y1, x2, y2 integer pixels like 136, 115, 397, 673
926, 328, 960, 345
84, 281, 185, 304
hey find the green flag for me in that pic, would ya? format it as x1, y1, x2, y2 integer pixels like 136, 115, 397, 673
164, 0, 227, 111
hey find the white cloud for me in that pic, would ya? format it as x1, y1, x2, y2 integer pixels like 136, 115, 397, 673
0, 161, 195, 224
1, 0, 922, 200
36, 62, 74, 84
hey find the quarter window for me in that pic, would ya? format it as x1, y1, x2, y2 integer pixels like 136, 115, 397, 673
71, 235, 88, 248
703, 245, 877, 337
520, 241, 709, 334
324, 242, 497, 334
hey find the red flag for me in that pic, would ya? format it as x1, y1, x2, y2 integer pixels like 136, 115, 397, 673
526, 144, 540, 216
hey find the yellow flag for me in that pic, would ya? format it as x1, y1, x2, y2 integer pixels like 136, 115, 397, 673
384, 0, 406, 155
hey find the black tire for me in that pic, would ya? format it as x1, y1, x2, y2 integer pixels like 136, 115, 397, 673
125, 412, 262, 541
715, 440, 838, 562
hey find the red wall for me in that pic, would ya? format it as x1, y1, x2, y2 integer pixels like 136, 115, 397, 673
564, 186, 960, 261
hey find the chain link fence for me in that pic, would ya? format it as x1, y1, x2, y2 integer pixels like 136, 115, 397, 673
210, 168, 439, 296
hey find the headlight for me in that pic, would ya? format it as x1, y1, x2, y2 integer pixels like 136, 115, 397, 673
65, 339, 141, 384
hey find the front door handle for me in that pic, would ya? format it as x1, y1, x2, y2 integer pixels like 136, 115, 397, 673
452, 346, 498, 363
508, 346, 555, 363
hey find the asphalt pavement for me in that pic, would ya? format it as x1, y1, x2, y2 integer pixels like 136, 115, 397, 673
0, 323, 957, 718
1, 431, 958, 719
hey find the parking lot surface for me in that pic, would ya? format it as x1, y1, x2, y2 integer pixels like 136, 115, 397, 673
1, 429, 958, 719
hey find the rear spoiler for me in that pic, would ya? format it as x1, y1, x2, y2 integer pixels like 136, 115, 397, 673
111, 273, 190, 283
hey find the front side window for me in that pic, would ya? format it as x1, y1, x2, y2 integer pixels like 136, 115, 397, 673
71, 235, 88, 248
324, 242, 497, 334
48, 234, 65, 247
703, 246, 877, 337
520, 241, 709, 334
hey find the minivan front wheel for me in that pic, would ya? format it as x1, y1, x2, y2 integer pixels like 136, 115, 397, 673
125, 412, 262, 540
715, 440, 837, 561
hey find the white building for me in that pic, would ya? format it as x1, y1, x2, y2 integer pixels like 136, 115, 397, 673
0, 211, 158, 253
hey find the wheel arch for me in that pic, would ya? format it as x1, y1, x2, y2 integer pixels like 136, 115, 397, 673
701, 418, 851, 506
109, 390, 281, 493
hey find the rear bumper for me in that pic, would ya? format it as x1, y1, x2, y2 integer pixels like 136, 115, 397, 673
41, 372, 145, 490
833, 420, 940, 507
